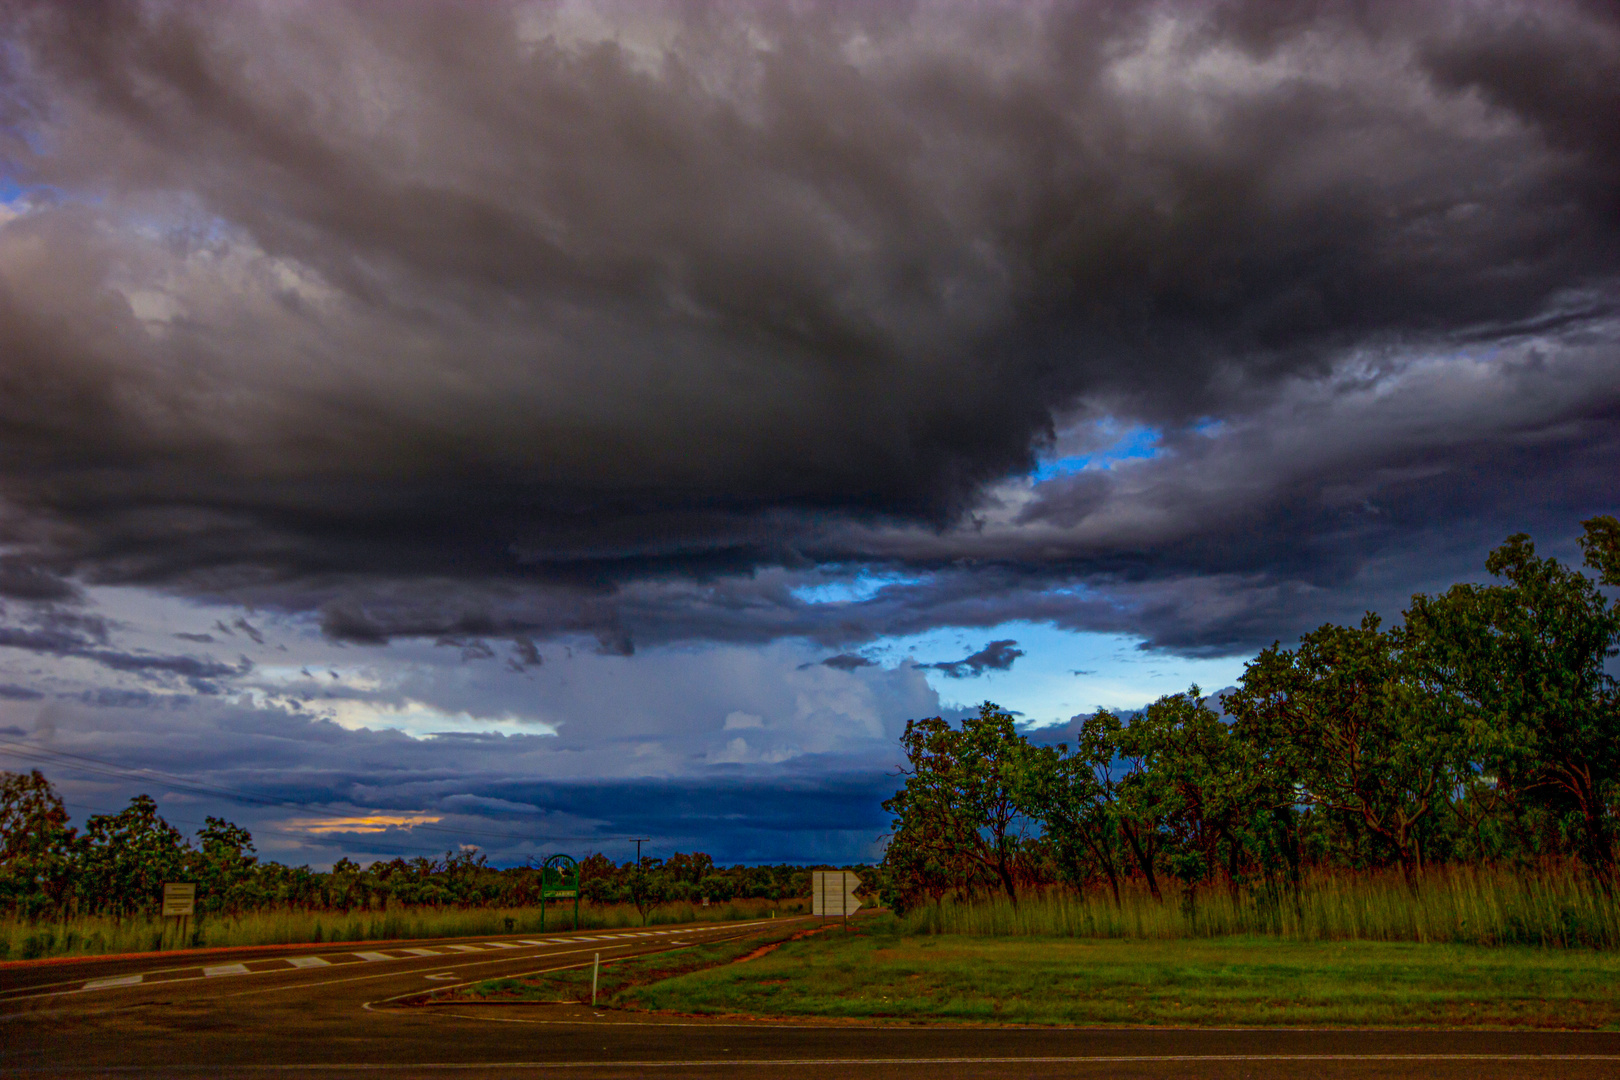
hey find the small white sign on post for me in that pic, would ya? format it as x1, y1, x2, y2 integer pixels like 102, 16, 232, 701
161, 882, 196, 917
811, 870, 861, 924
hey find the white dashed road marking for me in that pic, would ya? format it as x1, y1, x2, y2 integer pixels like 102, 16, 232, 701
83, 975, 142, 990
401, 948, 440, 956
286, 956, 331, 968
483, 941, 519, 948
203, 963, 249, 977
444, 944, 483, 952
354, 951, 395, 962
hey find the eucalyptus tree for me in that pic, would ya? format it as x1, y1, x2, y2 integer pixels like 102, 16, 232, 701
1227, 615, 1464, 885
1403, 525, 1620, 886
1007, 708, 1128, 905
0, 769, 77, 917
79, 794, 188, 917
882, 702, 1032, 906
1115, 688, 1263, 903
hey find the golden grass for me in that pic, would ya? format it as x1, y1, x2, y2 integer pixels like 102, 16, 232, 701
901, 862, 1620, 948
0, 897, 806, 961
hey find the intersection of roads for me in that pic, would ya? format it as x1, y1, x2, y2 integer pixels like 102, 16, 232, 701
3, 917, 1617, 1079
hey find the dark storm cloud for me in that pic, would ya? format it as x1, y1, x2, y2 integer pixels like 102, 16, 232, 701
0, 619, 249, 688
0, 692, 900, 864
0, 558, 80, 602
929, 639, 1026, 678
0, 1, 1616, 652
813, 654, 877, 672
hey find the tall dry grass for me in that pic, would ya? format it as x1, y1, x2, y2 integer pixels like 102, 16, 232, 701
899, 862, 1620, 948
0, 897, 805, 961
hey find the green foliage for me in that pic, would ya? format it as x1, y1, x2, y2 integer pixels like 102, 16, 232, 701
881, 520, 1620, 914
0, 769, 77, 918
881, 703, 1032, 911
78, 794, 187, 918
0, 771, 823, 953
1404, 528, 1620, 885
626, 927, 1620, 1028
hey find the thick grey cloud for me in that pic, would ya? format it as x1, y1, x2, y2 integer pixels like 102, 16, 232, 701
0, 0, 1614, 656
0, 632, 936, 863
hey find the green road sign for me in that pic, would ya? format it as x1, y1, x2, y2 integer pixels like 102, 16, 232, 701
540, 853, 580, 932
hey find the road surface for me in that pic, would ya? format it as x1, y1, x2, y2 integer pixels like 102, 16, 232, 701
3, 918, 1617, 1078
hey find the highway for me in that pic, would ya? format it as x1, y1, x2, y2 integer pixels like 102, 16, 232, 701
4, 918, 1618, 1078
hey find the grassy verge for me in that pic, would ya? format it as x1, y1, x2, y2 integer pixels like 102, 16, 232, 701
449, 919, 819, 1005
0, 898, 806, 961
624, 916, 1620, 1029
902, 862, 1620, 948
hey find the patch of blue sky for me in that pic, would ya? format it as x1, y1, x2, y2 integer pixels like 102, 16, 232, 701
862, 620, 1251, 730
791, 569, 925, 605
1032, 423, 1162, 483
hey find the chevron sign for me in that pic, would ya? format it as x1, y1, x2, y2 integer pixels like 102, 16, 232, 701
811, 870, 862, 919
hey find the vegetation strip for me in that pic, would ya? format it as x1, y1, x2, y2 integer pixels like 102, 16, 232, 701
622, 918, 1620, 1029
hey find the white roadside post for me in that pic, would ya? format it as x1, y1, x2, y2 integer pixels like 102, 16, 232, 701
591, 952, 600, 1007
810, 870, 862, 931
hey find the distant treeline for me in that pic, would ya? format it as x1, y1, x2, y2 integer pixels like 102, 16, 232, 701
0, 773, 814, 920
881, 519, 1620, 913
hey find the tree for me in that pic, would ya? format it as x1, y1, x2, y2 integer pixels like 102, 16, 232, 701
0, 770, 77, 917
1228, 615, 1463, 884
1404, 529, 1620, 886
189, 817, 260, 915
628, 856, 667, 925
1007, 710, 1127, 905
79, 795, 187, 917
882, 703, 1032, 906
1116, 688, 1260, 904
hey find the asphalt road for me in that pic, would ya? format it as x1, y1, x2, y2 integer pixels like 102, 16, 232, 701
4, 919, 1618, 1079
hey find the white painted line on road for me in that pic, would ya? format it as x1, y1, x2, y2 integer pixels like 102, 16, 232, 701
401, 948, 441, 956
82, 975, 142, 990
482, 941, 519, 948
354, 951, 395, 961
285, 956, 330, 968
444, 944, 483, 952
203, 963, 249, 977
515, 940, 548, 945
237, 1051, 1620, 1069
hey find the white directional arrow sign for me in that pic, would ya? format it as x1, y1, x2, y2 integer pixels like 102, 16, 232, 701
811, 870, 862, 919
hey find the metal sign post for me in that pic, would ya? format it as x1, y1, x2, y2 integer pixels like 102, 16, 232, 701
539, 854, 580, 932
162, 882, 196, 950
810, 870, 862, 931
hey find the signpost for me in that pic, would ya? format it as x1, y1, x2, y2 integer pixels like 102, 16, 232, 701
539, 854, 580, 932
811, 870, 861, 930
162, 882, 196, 950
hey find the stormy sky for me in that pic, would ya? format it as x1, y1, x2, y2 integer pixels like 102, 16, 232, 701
0, 0, 1616, 867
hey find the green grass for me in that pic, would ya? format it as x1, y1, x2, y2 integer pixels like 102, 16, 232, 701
0, 898, 806, 961
624, 918, 1620, 1028
902, 862, 1620, 948
452, 920, 814, 1005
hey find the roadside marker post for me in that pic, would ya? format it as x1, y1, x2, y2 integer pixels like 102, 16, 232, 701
591, 952, 600, 1007
161, 882, 196, 950
811, 870, 862, 932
